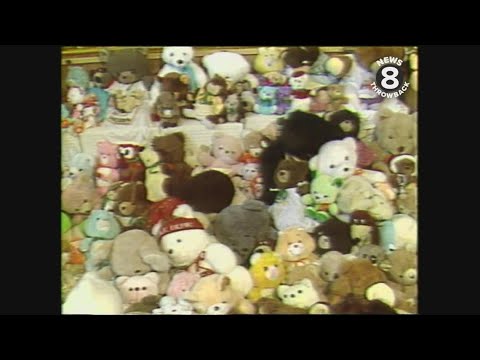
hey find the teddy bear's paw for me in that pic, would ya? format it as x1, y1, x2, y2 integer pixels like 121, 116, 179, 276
309, 303, 331, 315
365, 282, 396, 308
143, 253, 171, 272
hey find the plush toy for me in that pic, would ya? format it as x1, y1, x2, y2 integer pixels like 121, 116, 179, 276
379, 214, 417, 254
89, 66, 114, 89
327, 258, 387, 306
153, 296, 196, 315
236, 156, 261, 199
313, 218, 353, 255
193, 75, 228, 124
288, 71, 311, 112
260, 111, 351, 205
202, 51, 251, 89
274, 86, 292, 115
66, 66, 90, 89
353, 244, 386, 267
214, 200, 272, 265
79, 210, 121, 272
139, 148, 169, 202
117, 143, 146, 182
336, 176, 395, 223
183, 274, 256, 315
62, 272, 124, 315
256, 297, 309, 314
302, 174, 343, 222
368, 108, 417, 175
62, 153, 96, 190
124, 295, 162, 315
247, 250, 286, 302
95, 140, 121, 196
115, 272, 164, 305
330, 294, 397, 314
284, 263, 326, 291
275, 227, 319, 272
110, 229, 171, 277
157, 72, 192, 110
153, 91, 181, 128
349, 210, 381, 248
243, 129, 275, 159
157, 47, 208, 92
396, 183, 417, 219
318, 250, 349, 283
197, 133, 244, 175
112, 181, 150, 230
282, 47, 320, 76
166, 271, 201, 300
354, 46, 406, 74
224, 93, 245, 123
309, 137, 358, 180
254, 86, 278, 115
277, 279, 330, 314
309, 84, 349, 114
258, 72, 288, 86
389, 154, 417, 193
327, 110, 361, 139
65, 86, 102, 130
62, 173, 101, 225
254, 47, 285, 74
309, 51, 353, 85
158, 210, 253, 297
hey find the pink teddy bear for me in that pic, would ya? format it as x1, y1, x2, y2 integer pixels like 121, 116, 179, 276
197, 133, 244, 176
166, 271, 201, 299
96, 140, 121, 196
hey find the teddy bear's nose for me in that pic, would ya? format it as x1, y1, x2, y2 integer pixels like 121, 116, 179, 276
214, 306, 220, 311
177, 59, 184, 65
135, 270, 141, 274
398, 146, 405, 152
135, 287, 140, 291
343, 167, 349, 172
334, 273, 339, 279
168, 249, 174, 254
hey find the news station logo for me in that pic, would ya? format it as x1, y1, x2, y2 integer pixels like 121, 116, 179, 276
370, 56, 410, 98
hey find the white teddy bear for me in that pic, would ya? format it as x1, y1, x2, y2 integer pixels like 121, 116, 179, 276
309, 137, 358, 179
152, 296, 196, 315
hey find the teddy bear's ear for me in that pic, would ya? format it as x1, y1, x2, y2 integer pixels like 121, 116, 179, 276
309, 155, 319, 171
144, 272, 160, 284
249, 252, 262, 266
98, 49, 109, 63
115, 276, 129, 287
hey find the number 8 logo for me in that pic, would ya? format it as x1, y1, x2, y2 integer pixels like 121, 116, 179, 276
381, 66, 399, 90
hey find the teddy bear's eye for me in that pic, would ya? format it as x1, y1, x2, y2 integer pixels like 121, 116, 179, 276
222, 301, 227, 304
176, 239, 182, 243
329, 164, 335, 169
274, 264, 278, 267
79, 169, 84, 172
388, 136, 394, 139
218, 146, 224, 150
128, 288, 133, 291
169, 53, 174, 57
183, 53, 187, 56
298, 290, 303, 294
345, 156, 349, 161
142, 287, 147, 290
264, 267, 268, 271
75, 208, 80, 212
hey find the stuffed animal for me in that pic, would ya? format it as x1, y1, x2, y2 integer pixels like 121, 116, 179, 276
247, 250, 286, 302
275, 86, 292, 115
396, 183, 417, 219
157, 72, 192, 108
309, 137, 358, 180
117, 143, 146, 182
379, 214, 417, 254
349, 210, 381, 249
62, 173, 101, 225
254, 86, 278, 115
275, 227, 319, 272
183, 274, 256, 315
289, 71, 311, 112
110, 229, 171, 277
318, 250, 350, 283
368, 108, 417, 175
256, 297, 309, 314
309, 51, 353, 85
236, 156, 261, 199
327, 258, 387, 306
66, 66, 90, 89
327, 109, 361, 139
330, 294, 397, 314
258, 72, 288, 86
313, 218, 353, 255
158, 209, 253, 297
89, 66, 114, 89
254, 47, 285, 74
277, 279, 330, 314
139, 148, 169, 202
166, 271, 201, 300
309, 85, 349, 114
124, 295, 162, 315
202, 51, 251, 90
197, 133, 244, 175
282, 47, 320, 76
284, 263, 326, 291
389, 154, 417, 193
153, 296, 196, 315
353, 244, 386, 267
112, 181, 151, 230
65, 86, 102, 130
214, 200, 272, 265
243, 129, 275, 159
224, 93, 245, 123
302, 174, 343, 222
95, 140, 121, 196
62, 272, 124, 315
157, 47, 207, 92
260, 111, 350, 205
152, 91, 181, 128
62, 153, 95, 190
114, 272, 169, 306
79, 210, 121, 272
193, 75, 228, 124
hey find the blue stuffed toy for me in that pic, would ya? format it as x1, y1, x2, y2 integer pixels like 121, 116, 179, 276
254, 86, 278, 115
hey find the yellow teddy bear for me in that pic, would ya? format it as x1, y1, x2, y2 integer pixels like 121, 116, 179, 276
247, 249, 286, 302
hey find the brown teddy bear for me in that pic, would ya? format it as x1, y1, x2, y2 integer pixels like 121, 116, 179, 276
327, 258, 387, 306
152, 91, 181, 128
275, 227, 319, 273
330, 294, 397, 314
112, 182, 151, 230
256, 297, 309, 314
158, 72, 192, 108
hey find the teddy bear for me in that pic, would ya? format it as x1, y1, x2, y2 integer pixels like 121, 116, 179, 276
157, 47, 208, 93
95, 140, 121, 196
277, 279, 330, 314
254, 86, 278, 115
275, 86, 292, 115
309, 137, 358, 180
330, 293, 397, 314
309, 84, 349, 114
335, 175, 395, 223
327, 258, 387, 306
62, 153, 96, 191
192, 75, 229, 124
124, 295, 162, 315
243, 129, 276, 159
256, 297, 309, 314
66, 66, 90, 89
197, 133, 244, 176
117, 143, 146, 182
139, 148, 170, 202
349, 210, 381, 249
353, 244, 386, 267
389, 154, 417, 193
112, 181, 151, 230
110, 229, 171, 277
157, 208, 253, 297
318, 250, 350, 283
284, 263, 327, 292
368, 108, 417, 176
224, 93, 245, 123
114, 272, 170, 307
183, 274, 256, 315
247, 250, 286, 302
327, 109, 361, 139
152, 91, 181, 128
156, 72, 193, 110
166, 271, 201, 300
379, 214, 417, 254
254, 47, 285, 75
62, 173, 101, 225
309, 51, 353, 86
89, 66, 114, 89
313, 218, 353, 255
395, 183, 417, 219
302, 174, 343, 222
79, 209, 121, 272
275, 227, 319, 272
282, 47, 320, 76
214, 200, 272, 265
289, 71, 311, 112
259, 71, 288, 86
236, 154, 261, 198
202, 51, 251, 90
62, 272, 124, 315
152, 296, 197, 315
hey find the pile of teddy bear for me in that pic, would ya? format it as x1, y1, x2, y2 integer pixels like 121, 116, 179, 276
61, 46, 418, 315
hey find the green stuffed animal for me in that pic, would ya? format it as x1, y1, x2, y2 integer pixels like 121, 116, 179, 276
302, 174, 343, 222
